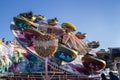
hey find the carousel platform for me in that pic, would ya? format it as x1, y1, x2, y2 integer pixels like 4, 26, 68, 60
0, 72, 100, 80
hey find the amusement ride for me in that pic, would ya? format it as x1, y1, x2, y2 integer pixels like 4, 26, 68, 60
0, 11, 107, 80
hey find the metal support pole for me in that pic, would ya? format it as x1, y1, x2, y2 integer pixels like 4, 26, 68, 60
45, 58, 49, 80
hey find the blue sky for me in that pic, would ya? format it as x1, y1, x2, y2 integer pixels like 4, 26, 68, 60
0, 0, 120, 50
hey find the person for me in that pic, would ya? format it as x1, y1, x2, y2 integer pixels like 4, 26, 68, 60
109, 71, 120, 80
117, 63, 120, 79
11, 50, 23, 72
101, 73, 109, 80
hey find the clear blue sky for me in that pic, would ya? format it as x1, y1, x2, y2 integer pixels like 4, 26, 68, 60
0, 0, 120, 50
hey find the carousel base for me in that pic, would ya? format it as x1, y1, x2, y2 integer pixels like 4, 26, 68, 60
0, 72, 100, 80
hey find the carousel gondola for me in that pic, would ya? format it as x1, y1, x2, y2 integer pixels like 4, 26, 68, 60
81, 53, 106, 72
54, 43, 78, 62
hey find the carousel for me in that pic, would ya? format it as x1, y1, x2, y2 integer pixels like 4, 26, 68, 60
0, 11, 106, 80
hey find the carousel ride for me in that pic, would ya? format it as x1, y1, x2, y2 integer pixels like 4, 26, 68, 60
0, 11, 106, 80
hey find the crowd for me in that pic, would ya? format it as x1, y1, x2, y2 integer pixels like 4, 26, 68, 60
101, 71, 120, 80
